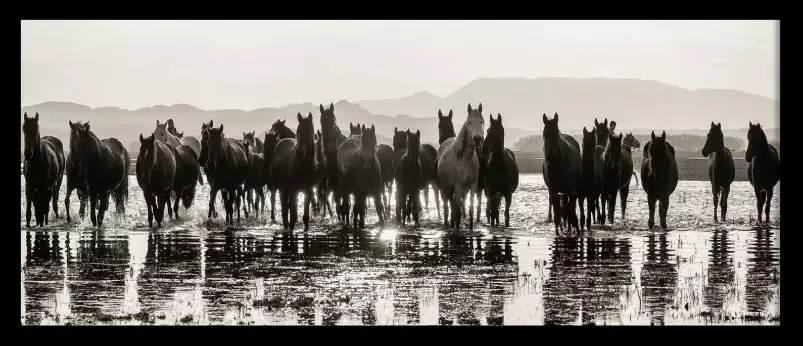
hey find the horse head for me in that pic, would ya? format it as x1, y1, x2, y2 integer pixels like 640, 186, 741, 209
72, 120, 98, 163
243, 130, 256, 148
582, 126, 597, 153
542, 113, 563, 159
437, 109, 455, 145
296, 112, 316, 160
393, 127, 408, 153
206, 123, 226, 169
648, 130, 668, 178
607, 132, 623, 173
702, 121, 724, 157
594, 118, 610, 146
138, 133, 157, 182
746, 121, 768, 162
407, 129, 421, 157
624, 132, 640, 151
22, 112, 40, 161
319, 102, 338, 148
483, 113, 505, 157
465, 103, 485, 148
360, 124, 378, 154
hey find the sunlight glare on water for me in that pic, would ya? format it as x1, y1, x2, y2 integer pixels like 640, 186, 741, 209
20, 174, 780, 325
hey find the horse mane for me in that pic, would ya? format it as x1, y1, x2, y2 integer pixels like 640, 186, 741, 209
453, 116, 477, 159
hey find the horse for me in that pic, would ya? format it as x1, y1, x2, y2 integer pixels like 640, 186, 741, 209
482, 114, 519, 228
392, 127, 410, 222
577, 126, 598, 230
337, 124, 386, 229
395, 129, 424, 225
198, 121, 221, 219
22, 113, 65, 227
68, 121, 130, 227
171, 144, 204, 216
641, 131, 679, 230
377, 142, 395, 219
242, 140, 265, 218
64, 121, 89, 223
242, 131, 264, 154
313, 129, 334, 218
319, 103, 349, 222
262, 119, 297, 222
136, 133, 176, 228
593, 118, 611, 224
745, 122, 780, 224
600, 132, 634, 225
542, 113, 582, 233
437, 103, 485, 230
349, 123, 362, 137
701, 122, 735, 223
272, 112, 325, 230
154, 119, 203, 184
199, 122, 250, 224
623, 132, 641, 186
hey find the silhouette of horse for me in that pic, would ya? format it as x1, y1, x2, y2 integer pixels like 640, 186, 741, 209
337, 124, 386, 229
745, 122, 780, 224
377, 142, 395, 219
242, 140, 265, 218
641, 131, 679, 229
395, 129, 424, 225
474, 134, 488, 224
64, 121, 88, 223
22, 113, 65, 227
437, 103, 485, 230
313, 129, 334, 218
702, 122, 735, 223
623, 132, 641, 186
242, 131, 264, 154
68, 121, 130, 227
171, 144, 203, 216
262, 119, 297, 222
319, 103, 349, 222
482, 114, 519, 228
542, 113, 582, 233
199, 122, 250, 224
420, 141, 440, 219
154, 119, 203, 185
577, 126, 598, 230
601, 132, 634, 225
136, 134, 176, 228
392, 127, 410, 222
593, 118, 611, 224
272, 112, 325, 230
198, 121, 221, 218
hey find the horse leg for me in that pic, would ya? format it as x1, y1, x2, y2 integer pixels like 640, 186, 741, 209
289, 190, 299, 231
97, 191, 110, 228
433, 185, 441, 219
26, 187, 32, 228
303, 187, 313, 230
271, 188, 277, 222
64, 186, 73, 224
146, 193, 154, 228
764, 189, 773, 224
396, 185, 404, 224
570, 195, 580, 232
468, 187, 475, 230
754, 187, 764, 224
578, 196, 586, 231
547, 196, 553, 223
281, 190, 290, 230
166, 190, 174, 221
608, 190, 618, 225
549, 190, 560, 233
208, 187, 218, 219
659, 196, 670, 229
441, 188, 450, 228
711, 184, 720, 223
646, 196, 656, 229
586, 195, 594, 231
475, 189, 482, 224
114, 177, 128, 216
412, 189, 420, 226
236, 187, 243, 223
599, 194, 607, 226
44, 190, 52, 225
173, 189, 181, 220
504, 193, 512, 228
620, 185, 629, 222
721, 184, 730, 223
52, 178, 62, 219
156, 191, 167, 228
78, 189, 87, 220
89, 191, 98, 227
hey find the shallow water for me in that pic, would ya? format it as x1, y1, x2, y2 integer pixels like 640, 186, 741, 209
21, 174, 780, 325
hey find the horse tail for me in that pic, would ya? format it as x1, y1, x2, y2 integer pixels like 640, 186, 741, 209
632, 171, 639, 185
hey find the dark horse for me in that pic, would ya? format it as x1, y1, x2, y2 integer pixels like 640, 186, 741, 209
701, 122, 735, 223
171, 144, 204, 217
600, 132, 634, 225
745, 122, 780, 224
272, 112, 325, 230
482, 114, 519, 228
392, 127, 410, 222
319, 103, 349, 222
542, 113, 582, 233
22, 113, 65, 227
377, 142, 395, 219
641, 131, 679, 230
577, 126, 598, 230
69, 121, 130, 227
199, 122, 250, 224
64, 121, 89, 223
263, 119, 297, 222
136, 134, 176, 228
593, 118, 611, 224
242, 140, 265, 218
313, 129, 333, 218
395, 129, 423, 225
337, 124, 386, 229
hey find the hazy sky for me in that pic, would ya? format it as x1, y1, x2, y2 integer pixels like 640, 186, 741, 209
21, 20, 779, 110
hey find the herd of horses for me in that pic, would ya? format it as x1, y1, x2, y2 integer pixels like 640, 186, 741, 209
22, 105, 780, 233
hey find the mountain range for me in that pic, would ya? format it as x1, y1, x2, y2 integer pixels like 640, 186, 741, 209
21, 77, 779, 152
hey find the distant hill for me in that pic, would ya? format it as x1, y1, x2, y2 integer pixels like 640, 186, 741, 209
355, 77, 780, 134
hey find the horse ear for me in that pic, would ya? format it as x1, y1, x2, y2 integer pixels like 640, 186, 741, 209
583, 126, 588, 135
281, 119, 286, 125
604, 118, 608, 126
84, 122, 90, 132
298, 112, 304, 123
361, 124, 366, 132
554, 113, 559, 123
139, 133, 144, 143
594, 119, 599, 127
438, 110, 443, 119
543, 113, 549, 125
210, 120, 214, 128
717, 122, 721, 129
651, 131, 656, 141
749, 121, 753, 127
478, 103, 483, 113
329, 102, 334, 111
68, 120, 74, 129
308, 112, 313, 119
320, 104, 325, 113
157, 119, 161, 125
711, 121, 716, 128
394, 127, 398, 133
24, 112, 28, 120
497, 113, 502, 124
34, 113, 39, 121
219, 124, 224, 132
416, 129, 420, 138
661, 131, 666, 140
371, 124, 375, 133
243, 132, 247, 138
591, 127, 596, 135
448, 110, 453, 119
467, 103, 472, 114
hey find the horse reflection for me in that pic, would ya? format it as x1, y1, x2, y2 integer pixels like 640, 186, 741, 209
704, 229, 735, 314
745, 228, 778, 317
640, 233, 678, 326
